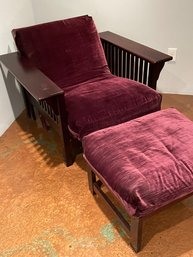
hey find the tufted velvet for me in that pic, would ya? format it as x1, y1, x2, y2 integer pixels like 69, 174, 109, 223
13, 15, 162, 139
83, 109, 193, 217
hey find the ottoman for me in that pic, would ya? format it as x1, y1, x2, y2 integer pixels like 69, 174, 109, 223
83, 108, 193, 252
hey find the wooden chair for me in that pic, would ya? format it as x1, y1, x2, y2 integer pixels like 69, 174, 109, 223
0, 15, 172, 166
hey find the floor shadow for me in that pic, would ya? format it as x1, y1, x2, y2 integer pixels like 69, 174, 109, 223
75, 153, 89, 172
14, 110, 64, 168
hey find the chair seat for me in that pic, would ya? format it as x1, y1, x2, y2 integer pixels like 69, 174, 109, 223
65, 75, 162, 139
83, 108, 193, 217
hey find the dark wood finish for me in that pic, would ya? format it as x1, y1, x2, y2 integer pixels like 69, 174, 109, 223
0, 52, 63, 101
86, 166, 193, 252
143, 60, 148, 85
148, 62, 165, 90
100, 31, 172, 89
94, 181, 132, 235
130, 216, 143, 252
0, 31, 171, 166
100, 31, 172, 64
87, 169, 142, 252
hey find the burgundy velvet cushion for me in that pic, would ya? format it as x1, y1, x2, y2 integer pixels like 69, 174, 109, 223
12, 15, 109, 87
83, 109, 193, 217
65, 75, 161, 139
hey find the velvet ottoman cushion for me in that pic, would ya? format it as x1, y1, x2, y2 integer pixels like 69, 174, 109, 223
65, 75, 162, 139
83, 108, 193, 217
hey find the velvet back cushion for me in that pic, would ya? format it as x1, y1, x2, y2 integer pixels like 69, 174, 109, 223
12, 15, 109, 88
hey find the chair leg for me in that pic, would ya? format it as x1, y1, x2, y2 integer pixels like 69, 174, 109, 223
88, 170, 96, 195
63, 145, 76, 167
130, 216, 143, 252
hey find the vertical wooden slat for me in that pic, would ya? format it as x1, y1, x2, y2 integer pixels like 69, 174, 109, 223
118, 49, 122, 77
146, 63, 150, 86
122, 50, 126, 77
103, 41, 106, 55
143, 60, 148, 85
138, 58, 143, 83
134, 57, 139, 81
126, 52, 130, 79
109, 44, 113, 72
116, 47, 119, 76
106, 42, 110, 65
114, 47, 118, 76
130, 54, 134, 80
111, 45, 114, 74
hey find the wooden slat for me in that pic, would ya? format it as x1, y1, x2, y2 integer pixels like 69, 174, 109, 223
130, 55, 134, 80
134, 57, 139, 81
109, 44, 113, 71
143, 60, 148, 85
114, 47, 118, 76
126, 53, 131, 79
122, 50, 126, 77
118, 49, 122, 77
138, 59, 143, 83
100, 31, 172, 64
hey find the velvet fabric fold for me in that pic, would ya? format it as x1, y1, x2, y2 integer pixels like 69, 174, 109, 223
83, 109, 193, 217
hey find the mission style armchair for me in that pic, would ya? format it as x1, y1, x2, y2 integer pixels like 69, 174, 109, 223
0, 15, 172, 166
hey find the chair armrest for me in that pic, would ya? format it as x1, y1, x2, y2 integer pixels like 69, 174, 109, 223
0, 52, 64, 101
99, 31, 172, 64
100, 31, 172, 90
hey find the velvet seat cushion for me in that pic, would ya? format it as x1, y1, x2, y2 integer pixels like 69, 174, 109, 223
83, 108, 193, 217
65, 75, 161, 139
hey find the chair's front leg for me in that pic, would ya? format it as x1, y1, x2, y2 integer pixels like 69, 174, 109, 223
63, 139, 77, 167
57, 94, 80, 167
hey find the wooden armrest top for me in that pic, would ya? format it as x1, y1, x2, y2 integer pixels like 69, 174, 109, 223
100, 31, 172, 64
0, 52, 63, 101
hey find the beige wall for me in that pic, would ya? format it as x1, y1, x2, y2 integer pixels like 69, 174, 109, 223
0, 0, 35, 135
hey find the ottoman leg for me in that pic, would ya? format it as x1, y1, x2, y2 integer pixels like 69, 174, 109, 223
88, 170, 96, 195
130, 216, 143, 252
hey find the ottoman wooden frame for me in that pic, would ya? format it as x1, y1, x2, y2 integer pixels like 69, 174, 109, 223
87, 166, 193, 252
83, 108, 193, 253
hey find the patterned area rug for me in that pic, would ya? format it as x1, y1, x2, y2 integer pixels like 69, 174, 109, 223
0, 112, 193, 257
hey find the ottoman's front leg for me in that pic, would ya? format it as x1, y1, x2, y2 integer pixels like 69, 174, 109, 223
87, 168, 143, 252
130, 216, 143, 252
